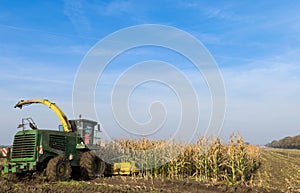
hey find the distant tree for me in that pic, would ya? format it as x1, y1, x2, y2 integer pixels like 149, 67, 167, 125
266, 135, 300, 149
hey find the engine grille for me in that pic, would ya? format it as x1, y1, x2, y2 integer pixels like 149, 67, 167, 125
12, 133, 36, 159
49, 135, 66, 151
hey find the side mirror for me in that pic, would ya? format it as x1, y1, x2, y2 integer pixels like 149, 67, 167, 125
97, 124, 101, 132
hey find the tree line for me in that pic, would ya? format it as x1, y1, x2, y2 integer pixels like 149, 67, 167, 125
266, 135, 300, 149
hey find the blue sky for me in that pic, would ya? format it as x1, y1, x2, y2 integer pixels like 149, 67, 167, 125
0, 0, 300, 145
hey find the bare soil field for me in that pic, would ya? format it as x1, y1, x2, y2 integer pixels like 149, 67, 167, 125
256, 148, 300, 192
0, 176, 281, 193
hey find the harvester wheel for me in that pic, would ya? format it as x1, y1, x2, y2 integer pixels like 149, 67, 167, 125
80, 151, 105, 180
46, 156, 72, 181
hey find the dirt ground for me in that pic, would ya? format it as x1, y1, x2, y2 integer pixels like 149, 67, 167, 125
259, 148, 300, 192
0, 176, 283, 193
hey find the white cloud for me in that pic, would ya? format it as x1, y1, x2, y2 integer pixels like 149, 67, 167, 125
63, 0, 91, 34
0, 74, 69, 85
220, 49, 300, 144
100, 1, 132, 16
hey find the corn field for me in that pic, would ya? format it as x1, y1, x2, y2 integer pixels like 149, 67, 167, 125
97, 134, 261, 184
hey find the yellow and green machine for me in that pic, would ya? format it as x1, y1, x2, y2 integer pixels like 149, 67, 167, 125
2, 99, 104, 180
1, 99, 139, 180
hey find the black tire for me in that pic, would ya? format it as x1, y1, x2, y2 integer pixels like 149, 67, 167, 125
46, 156, 72, 181
80, 151, 105, 180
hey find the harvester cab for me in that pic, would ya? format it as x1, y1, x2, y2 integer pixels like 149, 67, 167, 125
73, 119, 100, 146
